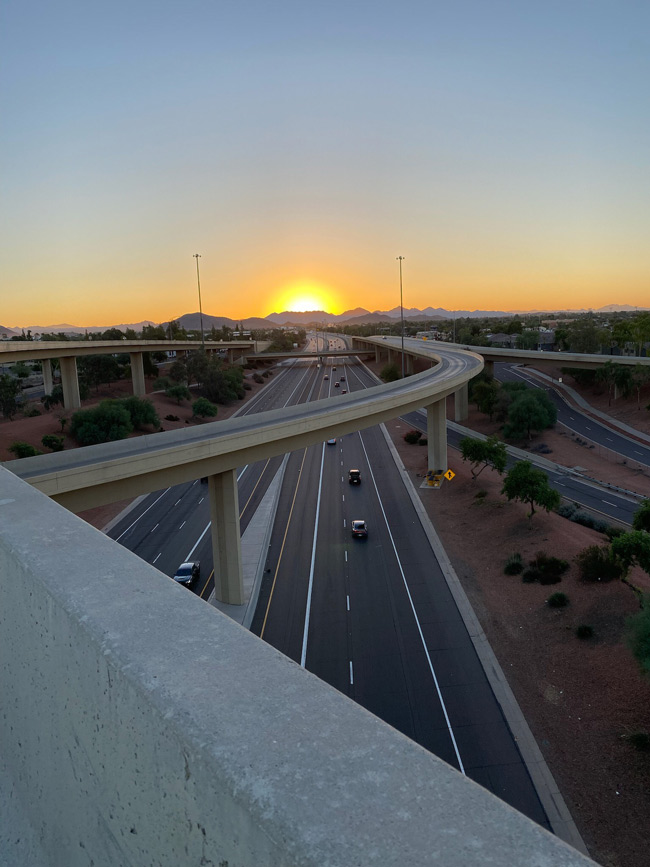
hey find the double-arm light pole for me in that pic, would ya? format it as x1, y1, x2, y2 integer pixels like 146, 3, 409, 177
396, 256, 405, 378
193, 253, 205, 349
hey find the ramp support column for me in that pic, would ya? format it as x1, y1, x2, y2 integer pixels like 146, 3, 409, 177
209, 469, 244, 605
130, 352, 146, 397
59, 356, 81, 410
426, 399, 447, 474
42, 359, 53, 395
454, 382, 469, 421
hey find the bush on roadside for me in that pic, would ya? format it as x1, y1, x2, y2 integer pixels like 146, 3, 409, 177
253, 373, 264, 384
575, 545, 626, 583
557, 502, 610, 534
192, 397, 218, 418
547, 592, 569, 608
530, 551, 570, 585
380, 362, 400, 383
23, 405, 41, 417
8, 441, 43, 458
576, 624, 594, 640
404, 429, 422, 445
164, 414, 180, 421
41, 434, 64, 452
504, 553, 523, 575
70, 401, 133, 445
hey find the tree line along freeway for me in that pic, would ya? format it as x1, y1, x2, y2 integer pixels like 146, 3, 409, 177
76, 339, 557, 835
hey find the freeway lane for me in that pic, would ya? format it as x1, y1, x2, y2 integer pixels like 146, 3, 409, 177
496, 363, 650, 470
252, 355, 550, 829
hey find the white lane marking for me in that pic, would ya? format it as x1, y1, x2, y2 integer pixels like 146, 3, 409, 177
586, 426, 592, 430
192, 480, 198, 486
179, 521, 186, 530
186, 520, 211, 559
349, 661, 354, 684
198, 497, 204, 504
556, 482, 566, 487
345, 550, 348, 562
300, 442, 327, 668
342, 494, 345, 502
174, 498, 181, 506
606, 437, 613, 442
150, 523, 159, 533
635, 451, 645, 456
358, 431, 466, 775
343, 518, 346, 528
152, 553, 161, 564
114, 487, 171, 542
346, 595, 350, 611
602, 500, 617, 507
341, 476, 344, 483
569, 416, 575, 420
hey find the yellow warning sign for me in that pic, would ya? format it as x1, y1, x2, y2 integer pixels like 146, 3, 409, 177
444, 469, 455, 481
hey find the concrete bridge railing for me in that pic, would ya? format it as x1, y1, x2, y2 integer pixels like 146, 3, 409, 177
0, 467, 595, 867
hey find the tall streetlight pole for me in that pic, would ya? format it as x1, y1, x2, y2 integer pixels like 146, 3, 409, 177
193, 253, 205, 349
396, 256, 405, 378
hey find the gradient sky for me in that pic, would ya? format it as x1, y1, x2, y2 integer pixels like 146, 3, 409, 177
2, 1, 649, 327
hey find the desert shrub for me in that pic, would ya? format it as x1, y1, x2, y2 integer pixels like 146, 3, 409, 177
504, 553, 523, 575
23, 405, 41, 417
547, 592, 569, 608
8, 441, 43, 458
624, 731, 650, 751
605, 526, 625, 541
576, 624, 594, 639
380, 362, 400, 383
253, 373, 264, 384
164, 414, 180, 421
262, 370, 271, 378
557, 501, 610, 534
153, 376, 171, 390
165, 384, 192, 404
119, 396, 159, 429
558, 502, 578, 519
522, 568, 538, 583
475, 488, 488, 500
404, 429, 422, 445
192, 397, 218, 418
575, 545, 626, 583
41, 434, 64, 452
417, 437, 428, 445
244, 382, 252, 390
70, 401, 133, 445
530, 551, 570, 585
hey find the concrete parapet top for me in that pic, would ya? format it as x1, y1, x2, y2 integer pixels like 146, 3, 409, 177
0, 467, 596, 866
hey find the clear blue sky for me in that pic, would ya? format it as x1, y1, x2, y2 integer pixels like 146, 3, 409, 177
2, 1, 649, 325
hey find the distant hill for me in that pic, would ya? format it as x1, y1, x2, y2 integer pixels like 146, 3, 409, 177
170, 312, 274, 332
12, 321, 156, 335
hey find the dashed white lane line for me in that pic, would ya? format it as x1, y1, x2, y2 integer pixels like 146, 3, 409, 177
198, 497, 204, 504
635, 450, 645, 456
345, 550, 348, 562
342, 494, 345, 502
150, 523, 159, 533
606, 437, 613, 442
343, 518, 346, 528
152, 553, 161, 564
346, 595, 350, 611
179, 521, 186, 530
174, 499, 181, 506
349, 661, 354, 685
602, 500, 618, 508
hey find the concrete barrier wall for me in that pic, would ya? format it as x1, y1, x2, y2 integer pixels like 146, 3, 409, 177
0, 468, 596, 867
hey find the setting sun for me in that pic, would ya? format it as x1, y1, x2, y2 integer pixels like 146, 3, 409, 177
271, 281, 337, 315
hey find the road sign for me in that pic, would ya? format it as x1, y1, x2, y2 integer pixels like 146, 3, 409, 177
444, 469, 455, 481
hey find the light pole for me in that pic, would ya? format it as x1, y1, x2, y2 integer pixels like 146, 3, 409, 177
396, 256, 405, 378
193, 253, 205, 349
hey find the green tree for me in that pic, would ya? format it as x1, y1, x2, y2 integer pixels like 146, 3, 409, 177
515, 331, 539, 350
459, 435, 507, 480
0, 374, 21, 419
631, 312, 650, 356
101, 327, 125, 340
632, 500, 650, 533
611, 531, 650, 575
626, 602, 650, 678
380, 363, 400, 382
12, 362, 31, 379
186, 350, 209, 386
565, 317, 600, 353
501, 460, 561, 518
70, 401, 133, 445
192, 397, 218, 418
8, 441, 43, 458
169, 359, 188, 383
119, 396, 159, 429
502, 390, 557, 441
41, 434, 65, 452
631, 364, 650, 410
472, 379, 500, 419
78, 355, 121, 390
166, 384, 192, 404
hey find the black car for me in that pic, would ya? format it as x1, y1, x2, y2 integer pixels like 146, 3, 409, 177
172, 561, 200, 588
351, 520, 368, 538
348, 469, 361, 484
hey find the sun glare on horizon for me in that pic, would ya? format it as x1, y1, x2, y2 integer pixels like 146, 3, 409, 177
272, 282, 337, 315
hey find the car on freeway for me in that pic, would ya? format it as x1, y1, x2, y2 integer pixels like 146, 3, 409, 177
172, 561, 200, 588
327, 438, 337, 445
348, 469, 361, 484
351, 520, 368, 538
334, 381, 340, 388
341, 389, 347, 394
340, 375, 345, 381
324, 374, 329, 380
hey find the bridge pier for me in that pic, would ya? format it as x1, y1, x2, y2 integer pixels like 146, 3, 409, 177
41, 359, 53, 395
426, 399, 447, 473
209, 469, 244, 605
130, 352, 146, 398
406, 354, 415, 376
484, 360, 494, 378
454, 382, 469, 422
59, 356, 81, 410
